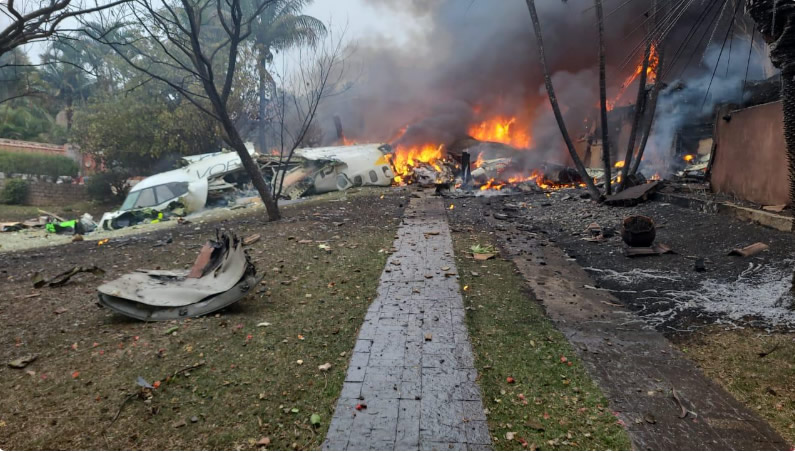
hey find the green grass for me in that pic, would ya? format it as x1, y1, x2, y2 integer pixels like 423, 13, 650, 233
0, 190, 403, 450
451, 231, 631, 450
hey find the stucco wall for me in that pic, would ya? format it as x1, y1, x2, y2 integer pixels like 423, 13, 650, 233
711, 101, 790, 206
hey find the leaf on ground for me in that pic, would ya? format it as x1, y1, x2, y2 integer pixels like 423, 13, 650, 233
310, 414, 321, 426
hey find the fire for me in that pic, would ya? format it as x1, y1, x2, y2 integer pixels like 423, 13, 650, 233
386, 143, 445, 183
468, 117, 531, 148
474, 152, 485, 168
607, 43, 659, 111
683, 154, 695, 162
614, 160, 625, 168
480, 178, 505, 191
341, 135, 357, 146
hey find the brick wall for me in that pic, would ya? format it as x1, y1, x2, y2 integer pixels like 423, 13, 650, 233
0, 178, 88, 206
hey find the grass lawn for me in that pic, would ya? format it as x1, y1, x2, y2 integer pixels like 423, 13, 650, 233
451, 230, 631, 450
678, 327, 795, 444
0, 189, 405, 450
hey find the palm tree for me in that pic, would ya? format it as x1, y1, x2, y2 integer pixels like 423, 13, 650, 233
249, 0, 326, 153
524, 0, 601, 200
40, 39, 97, 130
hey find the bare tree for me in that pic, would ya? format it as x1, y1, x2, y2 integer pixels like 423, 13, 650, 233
595, 0, 613, 195
0, 0, 130, 58
268, 30, 349, 201
85, 0, 287, 220
525, 0, 601, 200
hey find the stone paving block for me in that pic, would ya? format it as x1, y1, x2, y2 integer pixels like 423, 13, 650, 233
353, 339, 373, 354
461, 400, 487, 421
361, 366, 402, 400
340, 382, 363, 399
345, 352, 369, 382
396, 399, 421, 450
421, 396, 464, 442
464, 421, 491, 445
420, 441, 468, 451
404, 340, 423, 367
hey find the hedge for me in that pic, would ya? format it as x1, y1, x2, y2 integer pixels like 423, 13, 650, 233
0, 150, 79, 178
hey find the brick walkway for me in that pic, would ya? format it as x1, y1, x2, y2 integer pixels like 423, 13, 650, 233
323, 196, 492, 451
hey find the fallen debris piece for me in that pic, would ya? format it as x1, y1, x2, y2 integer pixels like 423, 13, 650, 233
621, 215, 656, 247
8, 354, 37, 369
762, 204, 787, 213
604, 181, 661, 206
729, 242, 769, 257
318, 363, 332, 372
97, 231, 262, 321
471, 243, 496, 260
694, 258, 707, 272
625, 243, 673, 257
242, 234, 261, 246
32, 266, 105, 289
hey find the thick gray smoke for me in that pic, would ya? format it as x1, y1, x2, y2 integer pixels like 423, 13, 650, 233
642, 37, 773, 176
317, 1, 647, 156
315, 0, 771, 172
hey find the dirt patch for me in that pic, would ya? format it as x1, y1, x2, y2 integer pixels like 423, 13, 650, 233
448, 213, 631, 450
0, 188, 407, 450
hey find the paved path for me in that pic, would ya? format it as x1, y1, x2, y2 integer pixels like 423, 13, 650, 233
323, 196, 492, 451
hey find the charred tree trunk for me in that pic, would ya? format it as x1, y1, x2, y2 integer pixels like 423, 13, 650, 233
631, 46, 665, 177
525, 0, 601, 200
619, 26, 652, 190
596, 0, 612, 195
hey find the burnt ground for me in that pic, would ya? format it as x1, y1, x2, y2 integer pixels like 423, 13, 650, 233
444, 187, 795, 446
0, 188, 409, 450
450, 188, 795, 332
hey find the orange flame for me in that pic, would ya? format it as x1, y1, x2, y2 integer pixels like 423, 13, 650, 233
607, 43, 659, 111
683, 154, 695, 162
468, 117, 531, 148
386, 143, 445, 184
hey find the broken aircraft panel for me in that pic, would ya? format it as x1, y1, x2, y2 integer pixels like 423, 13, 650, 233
268, 143, 395, 199
97, 231, 262, 321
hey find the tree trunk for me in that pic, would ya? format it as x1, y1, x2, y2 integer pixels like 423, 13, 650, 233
225, 117, 281, 221
525, 0, 601, 200
630, 45, 665, 177
257, 54, 268, 154
596, 0, 612, 195
619, 24, 652, 190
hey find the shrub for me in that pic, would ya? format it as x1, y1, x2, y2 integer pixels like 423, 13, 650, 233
0, 178, 29, 204
0, 150, 79, 178
86, 171, 129, 202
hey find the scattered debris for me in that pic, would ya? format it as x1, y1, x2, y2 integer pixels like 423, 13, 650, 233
694, 258, 707, 272
318, 363, 332, 372
32, 265, 105, 289
8, 354, 37, 369
729, 242, 769, 257
671, 387, 690, 419
97, 231, 262, 321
